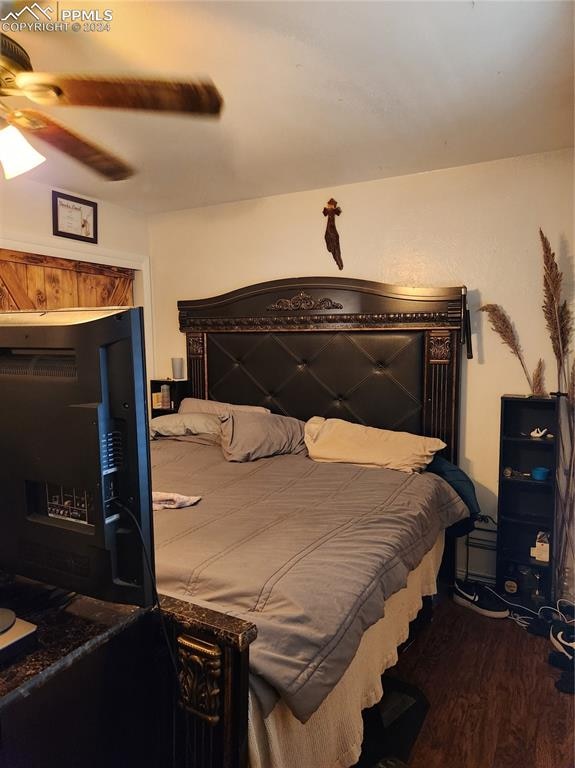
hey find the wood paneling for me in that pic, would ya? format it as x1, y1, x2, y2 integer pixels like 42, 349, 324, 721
45, 267, 78, 308
0, 249, 134, 311
77, 273, 118, 307
0, 284, 17, 311
26, 265, 47, 309
0, 261, 35, 309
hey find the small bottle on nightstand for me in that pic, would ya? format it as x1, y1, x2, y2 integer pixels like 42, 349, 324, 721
160, 384, 170, 409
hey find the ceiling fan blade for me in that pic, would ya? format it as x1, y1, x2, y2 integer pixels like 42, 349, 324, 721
7, 109, 134, 181
15, 72, 223, 115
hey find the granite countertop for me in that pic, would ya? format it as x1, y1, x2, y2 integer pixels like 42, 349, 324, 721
160, 594, 257, 651
0, 576, 147, 711
0, 576, 258, 713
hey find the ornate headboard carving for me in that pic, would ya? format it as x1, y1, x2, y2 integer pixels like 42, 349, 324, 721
178, 277, 470, 462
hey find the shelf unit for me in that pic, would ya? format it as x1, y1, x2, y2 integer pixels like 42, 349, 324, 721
149, 379, 192, 419
495, 395, 558, 608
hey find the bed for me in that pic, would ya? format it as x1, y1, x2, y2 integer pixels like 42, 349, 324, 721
156, 276, 473, 768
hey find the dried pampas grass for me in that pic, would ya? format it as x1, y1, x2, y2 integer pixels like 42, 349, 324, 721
479, 303, 534, 392
481, 230, 574, 599
540, 228, 573, 389
538, 230, 574, 602
532, 359, 547, 397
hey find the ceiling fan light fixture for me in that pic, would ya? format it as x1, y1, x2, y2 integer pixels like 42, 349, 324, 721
0, 35, 223, 180
0, 123, 46, 179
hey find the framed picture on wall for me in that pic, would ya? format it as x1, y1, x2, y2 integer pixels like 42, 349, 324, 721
52, 191, 98, 244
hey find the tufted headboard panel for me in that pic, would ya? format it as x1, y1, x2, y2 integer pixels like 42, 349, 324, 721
178, 277, 471, 462
206, 331, 424, 434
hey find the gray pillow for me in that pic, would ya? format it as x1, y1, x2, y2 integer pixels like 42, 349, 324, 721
150, 412, 222, 438
220, 412, 307, 462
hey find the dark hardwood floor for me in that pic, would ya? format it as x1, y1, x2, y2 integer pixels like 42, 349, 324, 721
390, 597, 574, 768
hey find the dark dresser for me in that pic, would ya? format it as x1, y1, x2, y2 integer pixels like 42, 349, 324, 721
0, 576, 173, 768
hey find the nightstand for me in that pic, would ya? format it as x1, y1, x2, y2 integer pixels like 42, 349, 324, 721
149, 379, 192, 418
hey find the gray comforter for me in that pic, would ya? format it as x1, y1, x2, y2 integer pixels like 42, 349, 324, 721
151, 440, 468, 722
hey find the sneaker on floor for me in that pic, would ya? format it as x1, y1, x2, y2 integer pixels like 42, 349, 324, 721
550, 623, 575, 663
452, 580, 510, 619
555, 670, 574, 695
527, 617, 555, 638
548, 651, 574, 672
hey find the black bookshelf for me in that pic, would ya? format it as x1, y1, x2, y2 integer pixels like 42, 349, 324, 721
495, 395, 558, 608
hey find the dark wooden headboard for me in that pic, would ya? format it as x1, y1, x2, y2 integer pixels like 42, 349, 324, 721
178, 277, 471, 462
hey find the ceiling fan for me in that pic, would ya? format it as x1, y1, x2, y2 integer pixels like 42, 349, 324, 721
0, 34, 223, 180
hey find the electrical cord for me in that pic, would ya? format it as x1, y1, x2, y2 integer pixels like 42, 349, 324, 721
482, 584, 539, 616
482, 584, 575, 626
537, 599, 574, 624
113, 500, 182, 693
476, 514, 498, 526
557, 598, 575, 622
115, 500, 182, 768
508, 612, 532, 629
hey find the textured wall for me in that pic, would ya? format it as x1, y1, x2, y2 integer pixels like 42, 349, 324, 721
148, 148, 573, 575
0, 177, 148, 265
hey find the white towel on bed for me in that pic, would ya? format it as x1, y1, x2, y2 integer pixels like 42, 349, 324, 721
152, 491, 201, 511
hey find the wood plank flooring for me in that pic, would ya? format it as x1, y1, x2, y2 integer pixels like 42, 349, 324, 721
390, 597, 574, 768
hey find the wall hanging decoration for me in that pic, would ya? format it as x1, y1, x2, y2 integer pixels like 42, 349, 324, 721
52, 191, 98, 244
322, 198, 343, 270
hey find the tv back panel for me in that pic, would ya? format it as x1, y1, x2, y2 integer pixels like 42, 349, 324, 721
0, 307, 153, 607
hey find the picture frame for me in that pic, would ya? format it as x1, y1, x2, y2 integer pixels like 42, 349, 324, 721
52, 191, 98, 244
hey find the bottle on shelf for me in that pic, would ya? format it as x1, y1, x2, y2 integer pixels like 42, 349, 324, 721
160, 384, 171, 409
150, 379, 192, 417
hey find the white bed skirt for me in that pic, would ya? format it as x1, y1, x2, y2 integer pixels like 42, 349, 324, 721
248, 533, 444, 768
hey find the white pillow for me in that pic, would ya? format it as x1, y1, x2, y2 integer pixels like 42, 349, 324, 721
178, 397, 270, 417
150, 412, 222, 437
304, 417, 445, 473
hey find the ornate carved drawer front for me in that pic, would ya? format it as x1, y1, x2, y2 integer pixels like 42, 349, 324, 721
177, 634, 222, 726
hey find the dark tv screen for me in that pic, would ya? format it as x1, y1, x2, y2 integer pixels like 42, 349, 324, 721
0, 307, 153, 607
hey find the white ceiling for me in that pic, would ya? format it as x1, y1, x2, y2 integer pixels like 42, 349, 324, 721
5, 0, 574, 213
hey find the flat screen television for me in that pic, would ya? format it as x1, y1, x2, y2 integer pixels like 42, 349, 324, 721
0, 306, 154, 607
